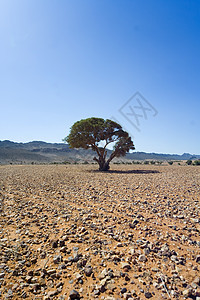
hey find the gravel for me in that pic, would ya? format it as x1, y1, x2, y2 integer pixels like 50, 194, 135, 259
0, 164, 199, 299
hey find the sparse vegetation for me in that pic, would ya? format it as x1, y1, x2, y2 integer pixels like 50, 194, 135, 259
62, 161, 71, 164
186, 159, 192, 165
1, 141, 199, 165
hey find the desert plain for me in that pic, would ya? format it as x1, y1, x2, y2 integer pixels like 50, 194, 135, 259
0, 164, 200, 300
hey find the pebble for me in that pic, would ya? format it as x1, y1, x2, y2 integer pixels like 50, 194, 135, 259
144, 292, 152, 298
138, 255, 147, 262
69, 289, 80, 299
121, 287, 127, 294
182, 288, 192, 297
0, 272, 5, 278
84, 266, 93, 276
196, 255, 200, 263
121, 262, 131, 270
53, 254, 63, 264
46, 290, 58, 297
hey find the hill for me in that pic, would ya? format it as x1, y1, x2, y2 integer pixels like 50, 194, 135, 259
0, 140, 199, 164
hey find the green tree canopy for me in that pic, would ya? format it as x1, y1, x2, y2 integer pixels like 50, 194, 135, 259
64, 117, 135, 171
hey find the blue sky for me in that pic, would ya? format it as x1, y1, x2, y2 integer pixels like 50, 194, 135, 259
0, 0, 199, 154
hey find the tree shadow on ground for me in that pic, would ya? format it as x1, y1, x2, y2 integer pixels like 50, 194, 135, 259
88, 169, 160, 174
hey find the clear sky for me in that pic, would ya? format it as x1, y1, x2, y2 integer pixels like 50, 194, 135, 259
0, 0, 199, 154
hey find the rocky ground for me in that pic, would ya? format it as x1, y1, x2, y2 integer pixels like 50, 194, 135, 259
0, 164, 200, 300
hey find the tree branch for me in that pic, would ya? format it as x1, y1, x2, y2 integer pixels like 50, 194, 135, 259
92, 143, 101, 157
103, 137, 119, 149
93, 157, 99, 163
106, 149, 117, 165
103, 150, 107, 160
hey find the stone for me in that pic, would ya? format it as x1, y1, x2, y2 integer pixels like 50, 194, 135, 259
193, 277, 200, 285
52, 240, 58, 248
144, 292, 152, 298
25, 275, 32, 283
59, 240, 65, 247
121, 262, 131, 270
138, 255, 147, 262
5, 289, 13, 298
46, 290, 58, 298
0, 272, 5, 278
121, 287, 127, 294
84, 266, 93, 276
182, 288, 192, 297
53, 254, 62, 264
196, 255, 200, 263
47, 269, 57, 275
69, 289, 80, 299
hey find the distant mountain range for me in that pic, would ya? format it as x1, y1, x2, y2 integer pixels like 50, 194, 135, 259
0, 140, 199, 164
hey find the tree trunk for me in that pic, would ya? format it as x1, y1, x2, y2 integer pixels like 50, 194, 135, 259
93, 147, 118, 171
99, 160, 110, 171
93, 156, 110, 171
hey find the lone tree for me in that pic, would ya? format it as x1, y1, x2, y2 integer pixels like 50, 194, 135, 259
64, 117, 135, 171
